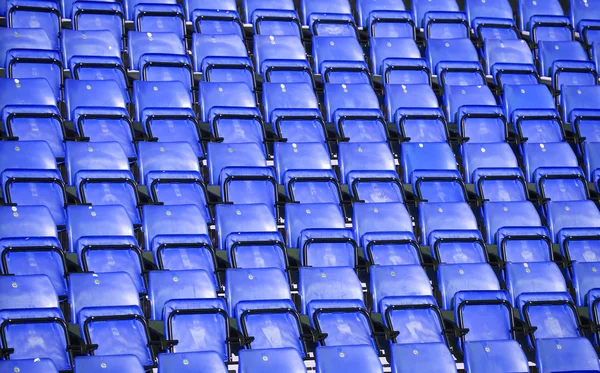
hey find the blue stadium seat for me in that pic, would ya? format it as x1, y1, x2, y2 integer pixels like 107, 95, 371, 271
457, 105, 507, 143
6, 47, 62, 102
315, 345, 382, 373
551, 60, 597, 93
356, 0, 406, 28
198, 81, 257, 122
284, 203, 345, 249
380, 58, 431, 85
483, 201, 541, 244
444, 85, 496, 124
534, 167, 588, 204
312, 36, 370, 84
192, 33, 253, 89
529, 15, 574, 43
187, 0, 241, 36
0, 359, 59, 373
299, 266, 363, 314
238, 348, 307, 373
560, 85, 600, 148
70, 2, 125, 47
0, 77, 58, 115
0, 28, 58, 69
385, 83, 439, 123
129, 0, 185, 39
133, 80, 202, 157
497, 226, 553, 264
396, 107, 448, 143
221, 166, 276, 210
483, 39, 537, 85
236, 298, 306, 356
502, 83, 560, 139
0, 205, 58, 244
158, 351, 228, 373
227, 231, 288, 273
517, 292, 581, 348
74, 355, 145, 373
206, 142, 270, 189
128, 31, 188, 84
215, 204, 278, 251
390, 343, 457, 373
253, 34, 312, 86
274, 141, 332, 183
473, 18, 518, 42
244, 0, 300, 37
453, 290, 514, 346
299, 229, 357, 268
338, 142, 397, 187
518, 0, 564, 31
369, 265, 433, 313
462, 142, 519, 183
538, 40, 588, 79
142, 204, 214, 273
148, 269, 217, 320
69, 272, 153, 367
429, 230, 487, 265
522, 142, 578, 182
419, 202, 478, 245
66, 205, 145, 292
426, 38, 478, 76
506, 260, 568, 305
6, 0, 61, 40
0, 142, 66, 226
137, 141, 201, 186
370, 38, 420, 76
571, 0, 600, 45
473, 168, 528, 202
325, 83, 379, 123
0, 308, 72, 371
379, 296, 445, 345
352, 202, 417, 264
412, 0, 459, 28
464, 340, 529, 373
0, 274, 59, 310
162, 298, 228, 358
466, 0, 514, 30
62, 29, 127, 94
546, 199, 600, 242
225, 268, 291, 316
536, 337, 600, 373
366, 10, 414, 38
301, 0, 354, 36
438, 263, 501, 310
423, 11, 469, 40
64, 79, 135, 159
0, 237, 68, 297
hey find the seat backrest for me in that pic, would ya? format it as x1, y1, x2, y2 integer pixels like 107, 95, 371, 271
206, 142, 267, 185
518, 292, 580, 342
338, 142, 396, 184
238, 348, 307, 373
142, 204, 209, 252
429, 230, 486, 264
192, 33, 248, 66
262, 82, 319, 122
438, 263, 500, 310
65, 141, 130, 185
413, 0, 459, 27
352, 202, 413, 245
0, 77, 57, 112
132, 80, 192, 120
298, 267, 363, 314
0, 140, 57, 176
0, 205, 58, 240
324, 83, 379, 123
462, 142, 518, 183
0, 359, 59, 373
484, 39, 534, 75
0, 274, 59, 310
198, 82, 256, 121
215, 203, 277, 250
497, 226, 553, 263
64, 79, 128, 120
560, 85, 600, 122
315, 345, 383, 373
507, 261, 567, 305
464, 339, 529, 373
484, 201, 541, 244
66, 205, 134, 252
419, 202, 478, 245
385, 83, 438, 121
536, 337, 600, 373
466, 0, 513, 24
274, 142, 331, 184
503, 84, 555, 120
62, 29, 121, 64
128, 31, 186, 70
74, 355, 145, 373
518, 0, 563, 30
390, 342, 457, 373
148, 269, 217, 320
427, 38, 478, 72
0, 28, 58, 67
137, 141, 201, 186
401, 142, 458, 183
284, 203, 345, 248
443, 85, 496, 123
369, 265, 433, 312
253, 34, 308, 74
454, 290, 513, 342
225, 268, 291, 316
158, 351, 228, 373
547, 200, 600, 242
69, 272, 140, 323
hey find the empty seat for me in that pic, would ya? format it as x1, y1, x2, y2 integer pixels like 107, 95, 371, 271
356, 0, 407, 29
129, 0, 185, 39
464, 340, 529, 373
62, 29, 127, 94
74, 355, 145, 373
370, 38, 421, 76
243, 0, 300, 37
0, 205, 58, 244
158, 351, 228, 373
419, 202, 478, 245
0, 308, 72, 371
571, 0, 600, 45
536, 337, 600, 373
473, 168, 528, 202
274, 141, 332, 183
483, 39, 537, 84
538, 40, 588, 80
312, 36, 370, 84
483, 200, 542, 245
163, 298, 229, 358
385, 83, 438, 122
0, 274, 59, 311
338, 142, 397, 186
192, 33, 253, 89
198, 81, 257, 123
215, 203, 278, 251
462, 142, 519, 183
301, 0, 355, 36
390, 342, 457, 373
412, 0, 460, 29
6, 0, 61, 40
253, 34, 312, 85
225, 268, 291, 316
444, 85, 497, 124
0, 28, 58, 68
438, 263, 501, 309
299, 229, 357, 268
429, 230, 487, 265
299, 266, 364, 314
506, 260, 568, 305
64, 79, 135, 159
560, 85, 600, 147
148, 269, 217, 320
0, 359, 59, 373
518, 0, 564, 31
426, 38, 478, 77
546, 199, 600, 242
238, 348, 307, 373
370, 265, 434, 313
0, 141, 66, 226
325, 83, 380, 123
457, 105, 508, 143
68, 272, 153, 366
381, 58, 431, 85
6, 48, 62, 103
353, 202, 418, 265
187, 0, 242, 36
316, 345, 383, 373
284, 203, 346, 249
70, 1, 125, 48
